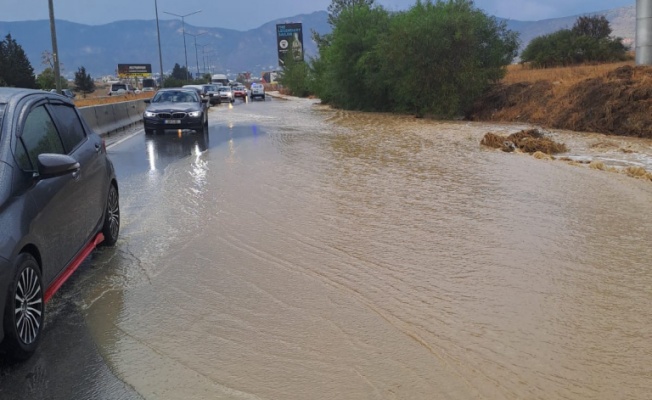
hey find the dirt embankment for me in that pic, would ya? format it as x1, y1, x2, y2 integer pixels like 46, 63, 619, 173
468, 65, 652, 138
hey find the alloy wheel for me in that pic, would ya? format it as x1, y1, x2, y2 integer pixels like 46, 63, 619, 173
14, 266, 43, 345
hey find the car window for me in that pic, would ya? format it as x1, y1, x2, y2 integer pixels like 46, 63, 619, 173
49, 104, 86, 153
19, 105, 64, 171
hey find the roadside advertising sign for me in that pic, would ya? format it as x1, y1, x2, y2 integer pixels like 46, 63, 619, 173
117, 64, 152, 78
276, 23, 304, 67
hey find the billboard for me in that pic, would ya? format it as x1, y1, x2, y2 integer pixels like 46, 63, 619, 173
117, 64, 152, 78
276, 23, 304, 67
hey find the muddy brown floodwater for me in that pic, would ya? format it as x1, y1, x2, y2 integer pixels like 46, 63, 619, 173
85, 96, 652, 399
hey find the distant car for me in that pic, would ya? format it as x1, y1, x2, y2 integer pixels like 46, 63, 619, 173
142, 88, 209, 134
217, 86, 235, 103
50, 89, 76, 99
203, 84, 221, 105
233, 86, 247, 99
183, 84, 219, 106
249, 83, 265, 100
0, 87, 120, 361
107, 83, 133, 96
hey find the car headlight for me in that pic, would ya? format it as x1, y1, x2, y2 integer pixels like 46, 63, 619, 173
144, 111, 157, 118
188, 111, 202, 117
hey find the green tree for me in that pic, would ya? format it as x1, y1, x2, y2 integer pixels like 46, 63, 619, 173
311, 0, 518, 116
170, 63, 190, 81
572, 15, 611, 40
316, 4, 391, 110
383, 0, 518, 117
327, 0, 376, 25
74, 66, 95, 95
278, 52, 313, 97
163, 76, 183, 88
37, 67, 56, 90
521, 15, 626, 68
0, 34, 37, 88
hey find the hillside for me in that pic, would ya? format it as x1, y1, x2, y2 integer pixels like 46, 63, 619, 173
467, 62, 652, 138
0, 4, 636, 79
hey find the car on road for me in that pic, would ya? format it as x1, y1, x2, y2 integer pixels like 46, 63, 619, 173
249, 83, 265, 100
143, 88, 209, 134
107, 83, 133, 96
50, 89, 76, 99
202, 84, 221, 106
232, 86, 247, 99
216, 86, 235, 103
0, 87, 120, 360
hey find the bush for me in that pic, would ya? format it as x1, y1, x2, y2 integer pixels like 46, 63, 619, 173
521, 15, 627, 68
312, 0, 519, 117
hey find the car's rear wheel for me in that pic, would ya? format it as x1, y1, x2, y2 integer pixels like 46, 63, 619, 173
101, 183, 120, 246
2, 253, 44, 361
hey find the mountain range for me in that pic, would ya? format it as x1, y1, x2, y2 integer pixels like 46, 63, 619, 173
0, 4, 636, 80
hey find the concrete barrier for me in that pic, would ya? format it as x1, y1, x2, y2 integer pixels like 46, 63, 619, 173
79, 99, 146, 137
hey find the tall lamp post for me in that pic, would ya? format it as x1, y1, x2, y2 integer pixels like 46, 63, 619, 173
48, 0, 62, 94
197, 44, 212, 75
185, 32, 206, 79
163, 9, 201, 81
154, 0, 165, 87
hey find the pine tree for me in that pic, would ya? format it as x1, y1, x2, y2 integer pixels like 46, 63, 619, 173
0, 34, 37, 88
74, 66, 95, 95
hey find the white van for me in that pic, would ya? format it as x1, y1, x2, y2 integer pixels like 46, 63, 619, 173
249, 83, 265, 100
107, 83, 133, 96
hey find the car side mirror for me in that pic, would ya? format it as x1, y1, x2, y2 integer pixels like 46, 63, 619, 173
144, 99, 151, 104
36, 154, 80, 179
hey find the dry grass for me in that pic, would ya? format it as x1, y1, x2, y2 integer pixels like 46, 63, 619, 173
470, 61, 652, 137
480, 132, 505, 149
503, 61, 635, 87
75, 91, 153, 107
625, 166, 652, 180
480, 128, 568, 155
589, 161, 606, 170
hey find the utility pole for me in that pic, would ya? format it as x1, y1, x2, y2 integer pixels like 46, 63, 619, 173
163, 10, 201, 82
637, 0, 652, 65
48, 0, 62, 94
155, 0, 165, 87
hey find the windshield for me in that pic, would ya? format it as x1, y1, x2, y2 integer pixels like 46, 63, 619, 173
152, 91, 198, 103
218, 87, 230, 92
112, 84, 127, 91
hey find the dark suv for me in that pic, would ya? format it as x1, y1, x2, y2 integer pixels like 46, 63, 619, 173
0, 88, 120, 360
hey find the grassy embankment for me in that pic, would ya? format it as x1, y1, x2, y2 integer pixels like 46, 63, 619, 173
468, 60, 652, 138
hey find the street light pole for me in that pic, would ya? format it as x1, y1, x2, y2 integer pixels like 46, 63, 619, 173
48, 0, 62, 94
154, 0, 165, 87
163, 9, 201, 81
197, 44, 212, 75
185, 32, 206, 79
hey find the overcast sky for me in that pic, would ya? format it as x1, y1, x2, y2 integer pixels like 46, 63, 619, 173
1, 0, 635, 30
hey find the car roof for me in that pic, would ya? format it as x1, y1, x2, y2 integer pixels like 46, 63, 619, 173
0, 87, 42, 104
159, 88, 197, 92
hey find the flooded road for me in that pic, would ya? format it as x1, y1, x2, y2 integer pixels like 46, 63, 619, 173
4, 96, 652, 399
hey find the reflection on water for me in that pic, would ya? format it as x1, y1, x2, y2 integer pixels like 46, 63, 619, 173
145, 131, 209, 172
88, 98, 652, 399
